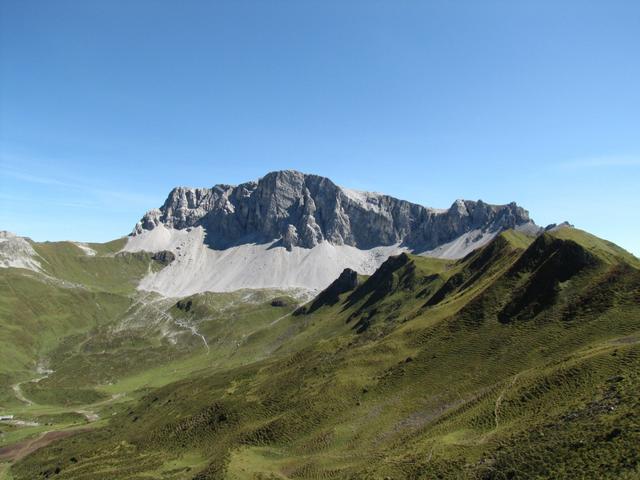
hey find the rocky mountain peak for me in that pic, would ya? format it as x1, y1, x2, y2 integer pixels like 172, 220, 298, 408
133, 170, 536, 251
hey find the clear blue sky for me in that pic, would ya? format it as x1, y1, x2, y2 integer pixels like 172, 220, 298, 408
1, 1, 639, 255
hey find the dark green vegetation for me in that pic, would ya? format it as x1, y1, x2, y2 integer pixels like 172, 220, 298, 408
2, 228, 640, 479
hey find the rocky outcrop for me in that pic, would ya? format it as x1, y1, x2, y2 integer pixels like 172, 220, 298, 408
133, 170, 536, 251
151, 250, 176, 265
295, 268, 359, 315
0, 231, 41, 272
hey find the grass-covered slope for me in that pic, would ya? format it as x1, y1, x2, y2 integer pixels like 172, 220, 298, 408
0, 239, 167, 478
0, 240, 158, 393
1, 238, 311, 479
7, 228, 640, 479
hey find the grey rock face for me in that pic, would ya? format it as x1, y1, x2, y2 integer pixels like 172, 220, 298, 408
133, 170, 536, 251
544, 221, 574, 232
151, 250, 176, 265
0, 231, 42, 271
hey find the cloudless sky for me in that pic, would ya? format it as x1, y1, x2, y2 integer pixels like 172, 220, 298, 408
1, 1, 639, 255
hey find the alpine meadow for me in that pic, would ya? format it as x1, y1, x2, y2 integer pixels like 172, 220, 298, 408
1, 171, 639, 479
1, 2, 640, 479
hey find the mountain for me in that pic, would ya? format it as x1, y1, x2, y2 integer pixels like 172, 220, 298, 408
4, 227, 638, 480
124, 170, 539, 296
134, 170, 535, 250
2, 173, 639, 480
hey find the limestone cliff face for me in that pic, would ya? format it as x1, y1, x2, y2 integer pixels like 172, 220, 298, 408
134, 170, 535, 251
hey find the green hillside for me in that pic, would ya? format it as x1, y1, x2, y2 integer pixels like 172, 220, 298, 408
0, 240, 157, 396
2, 228, 640, 479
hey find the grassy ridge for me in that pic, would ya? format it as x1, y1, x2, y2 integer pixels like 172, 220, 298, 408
5, 228, 640, 479
32, 240, 157, 294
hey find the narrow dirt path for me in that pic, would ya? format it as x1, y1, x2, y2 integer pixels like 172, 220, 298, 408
71, 393, 125, 423
127, 293, 210, 353
269, 310, 294, 327
174, 318, 210, 352
11, 367, 54, 406
74, 410, 99, 422
11, 383, 32, 406
0, 427, 92, 463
